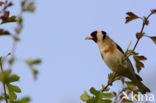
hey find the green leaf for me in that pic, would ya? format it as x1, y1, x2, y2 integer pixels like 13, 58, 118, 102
7, 83, 21, 101
7, 85, 17, 100
108, 73, 113, 82
81, 87, 113, 103
25, 59, 41, 66
101, 99, 112, 103
7, 84, 21, 93
87, 98, 96, 103
0, 69, 20, 84
80, 91, 91, 102
90, 87, 99, 96
31, 59, 41, 65
101, 93, 114, 99
0, 69, 12, 82
13, 97, 30, 103
7, 74, 20, 83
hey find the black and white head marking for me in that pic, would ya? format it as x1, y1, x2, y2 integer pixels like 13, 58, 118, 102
101, 31, 106, 40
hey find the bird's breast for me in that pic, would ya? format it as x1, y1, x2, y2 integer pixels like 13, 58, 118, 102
101, 49, 124, 72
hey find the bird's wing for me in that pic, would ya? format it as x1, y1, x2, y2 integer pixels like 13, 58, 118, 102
115, 43, 124, 54
115, 43, 143, 81
115, 43, 135, 72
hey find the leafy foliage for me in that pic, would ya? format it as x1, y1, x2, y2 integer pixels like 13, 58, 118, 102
0, 0, 41, 103
0, 58, 21, 102
81, 87, 114, 103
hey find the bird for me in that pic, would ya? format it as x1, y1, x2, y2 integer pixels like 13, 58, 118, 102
85, 30, 150, 94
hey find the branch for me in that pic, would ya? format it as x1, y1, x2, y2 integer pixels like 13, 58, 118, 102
8, 2, 24, 70
0, 58, 8, 103
129, 12, 153, 55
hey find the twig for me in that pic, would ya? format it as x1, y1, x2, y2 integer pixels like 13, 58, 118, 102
0, 59, 8, 103
125, 12, 153, 59
103, 70, 118, 90
8, 5, 24, 70
133, 13, 152, 50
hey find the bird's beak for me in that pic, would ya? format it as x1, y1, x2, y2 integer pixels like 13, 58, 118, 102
85, 35, 93, 40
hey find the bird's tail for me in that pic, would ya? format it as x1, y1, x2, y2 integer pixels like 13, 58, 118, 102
133, 81, 150, 94
117, 67, 150, 94
127, 73, 150, 94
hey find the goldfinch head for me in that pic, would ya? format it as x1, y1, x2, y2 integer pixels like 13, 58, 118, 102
85, 30, 107, 43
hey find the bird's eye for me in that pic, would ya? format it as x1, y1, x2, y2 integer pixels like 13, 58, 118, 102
91, 31, 97, 38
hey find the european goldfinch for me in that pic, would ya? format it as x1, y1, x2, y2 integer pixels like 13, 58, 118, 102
85, 30, 150, 94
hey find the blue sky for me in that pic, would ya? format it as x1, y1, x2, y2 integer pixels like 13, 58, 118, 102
1, 0, 156, 103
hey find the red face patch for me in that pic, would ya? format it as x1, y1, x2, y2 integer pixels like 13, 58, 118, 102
91, 30, 98, 42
